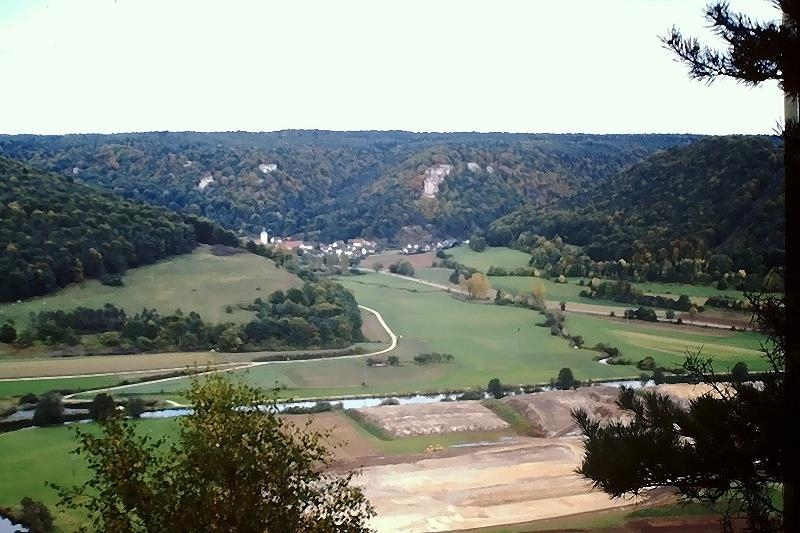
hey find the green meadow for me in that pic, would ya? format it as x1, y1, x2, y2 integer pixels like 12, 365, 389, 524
52, 271, 768, 402
0, 245, 300, 328
0, 418, 179, 530
0, 375, 121, 397
566, 313, 769, 372
100, 273, 639, 401
446, 246, 533, 272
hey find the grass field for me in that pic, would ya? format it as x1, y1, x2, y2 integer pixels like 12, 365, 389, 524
566, 313, 769, 372
0, 375, 121, 396
488, 275, 753, 307
446, 246, 533, 272
55, 272, 769, 402
0, 245, 301, 328
100, 273, 638, 401
0, 417, 179, 529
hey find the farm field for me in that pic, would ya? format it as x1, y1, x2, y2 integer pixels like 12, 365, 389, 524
489, 274, 751, 309
52, 272, 768, 402
0, 400, 661, 533
355, 401, 509, 437
565, 313, 769, 372
0, 375, 121, 396
99, 273, 638, 401
0, 408, 522, 530
0, 385, 748, 532
0, 351, 244, 379
446, 246, 533, 272
360, 250, 436, 270
0, 245, 301, 328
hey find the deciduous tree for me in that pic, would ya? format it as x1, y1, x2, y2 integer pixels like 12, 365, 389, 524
52, 373, 375, 533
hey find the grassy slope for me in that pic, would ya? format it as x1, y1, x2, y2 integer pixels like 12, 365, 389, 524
0, 245, 301, 329
567, 314, 769, 371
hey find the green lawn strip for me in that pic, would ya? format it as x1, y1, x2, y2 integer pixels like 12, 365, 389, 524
565, 314, 770, 372
632, 281, 755, 301
0, 418, 177, 530
0, 375, 121, 397
342, 409, 393, 440
489, 274, 759, 308
480, 399, 536, 436
447, 246, 533, 272
0, 246, 300, 327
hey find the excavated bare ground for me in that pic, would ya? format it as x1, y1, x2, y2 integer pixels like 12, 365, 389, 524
359, 437, 636, 533
355, 401, 509, 437
339, 385, 732, 532
503, 386, 630, 438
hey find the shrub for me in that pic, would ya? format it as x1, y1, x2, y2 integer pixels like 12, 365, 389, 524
88, 393, 117, 421
33, 392, 64, 427
0, 322, 17, 343
125, 397, 146, 418
19, 497, 54, 532
637, 356, 656, 371
555, 367, 576, 390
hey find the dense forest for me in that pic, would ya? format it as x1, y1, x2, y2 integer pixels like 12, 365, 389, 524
0, 156, 237, 301
486, 136, 784, 284
0, 131, 698, 242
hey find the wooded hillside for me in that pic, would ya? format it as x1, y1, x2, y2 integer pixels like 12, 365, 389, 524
487, 136, 784, 283
0, 131, 698, 241
0, 156, 236, 301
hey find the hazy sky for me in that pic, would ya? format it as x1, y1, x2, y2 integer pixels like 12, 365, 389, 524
0, 0, 786, 135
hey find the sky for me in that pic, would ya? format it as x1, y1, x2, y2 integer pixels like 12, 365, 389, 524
0, 0, 786, 135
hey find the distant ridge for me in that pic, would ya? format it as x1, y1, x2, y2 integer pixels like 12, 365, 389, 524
0, 131, 700, 242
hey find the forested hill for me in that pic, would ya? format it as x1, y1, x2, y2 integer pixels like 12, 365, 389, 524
0, 131, 698, 241
486, 136, 784, 284
0, 156, 237, 301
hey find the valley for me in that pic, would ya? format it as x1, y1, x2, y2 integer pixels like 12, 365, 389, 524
0, 132, 784, 533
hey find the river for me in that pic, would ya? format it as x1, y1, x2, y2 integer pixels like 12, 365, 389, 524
139, 380, 650, 419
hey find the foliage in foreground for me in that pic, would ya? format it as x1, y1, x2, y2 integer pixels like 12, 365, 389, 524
51, 373, 375, 533
574, 290, 785, 531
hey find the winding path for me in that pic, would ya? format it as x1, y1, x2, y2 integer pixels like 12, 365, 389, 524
54, 305, 398, 399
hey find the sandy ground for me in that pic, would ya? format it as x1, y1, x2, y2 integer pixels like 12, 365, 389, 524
359, 437, 634, 533
357, 401, 509, 437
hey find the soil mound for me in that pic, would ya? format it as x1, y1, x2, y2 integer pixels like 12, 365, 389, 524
503, 386, 628, 438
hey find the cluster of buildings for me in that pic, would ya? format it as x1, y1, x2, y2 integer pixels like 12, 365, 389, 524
400, 239, 459, 255
258, 230, 380, 260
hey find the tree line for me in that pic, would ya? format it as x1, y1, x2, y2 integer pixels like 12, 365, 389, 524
3, 280, 363, 353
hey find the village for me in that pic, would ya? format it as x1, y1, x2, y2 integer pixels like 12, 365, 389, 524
255, 228, 462, 264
